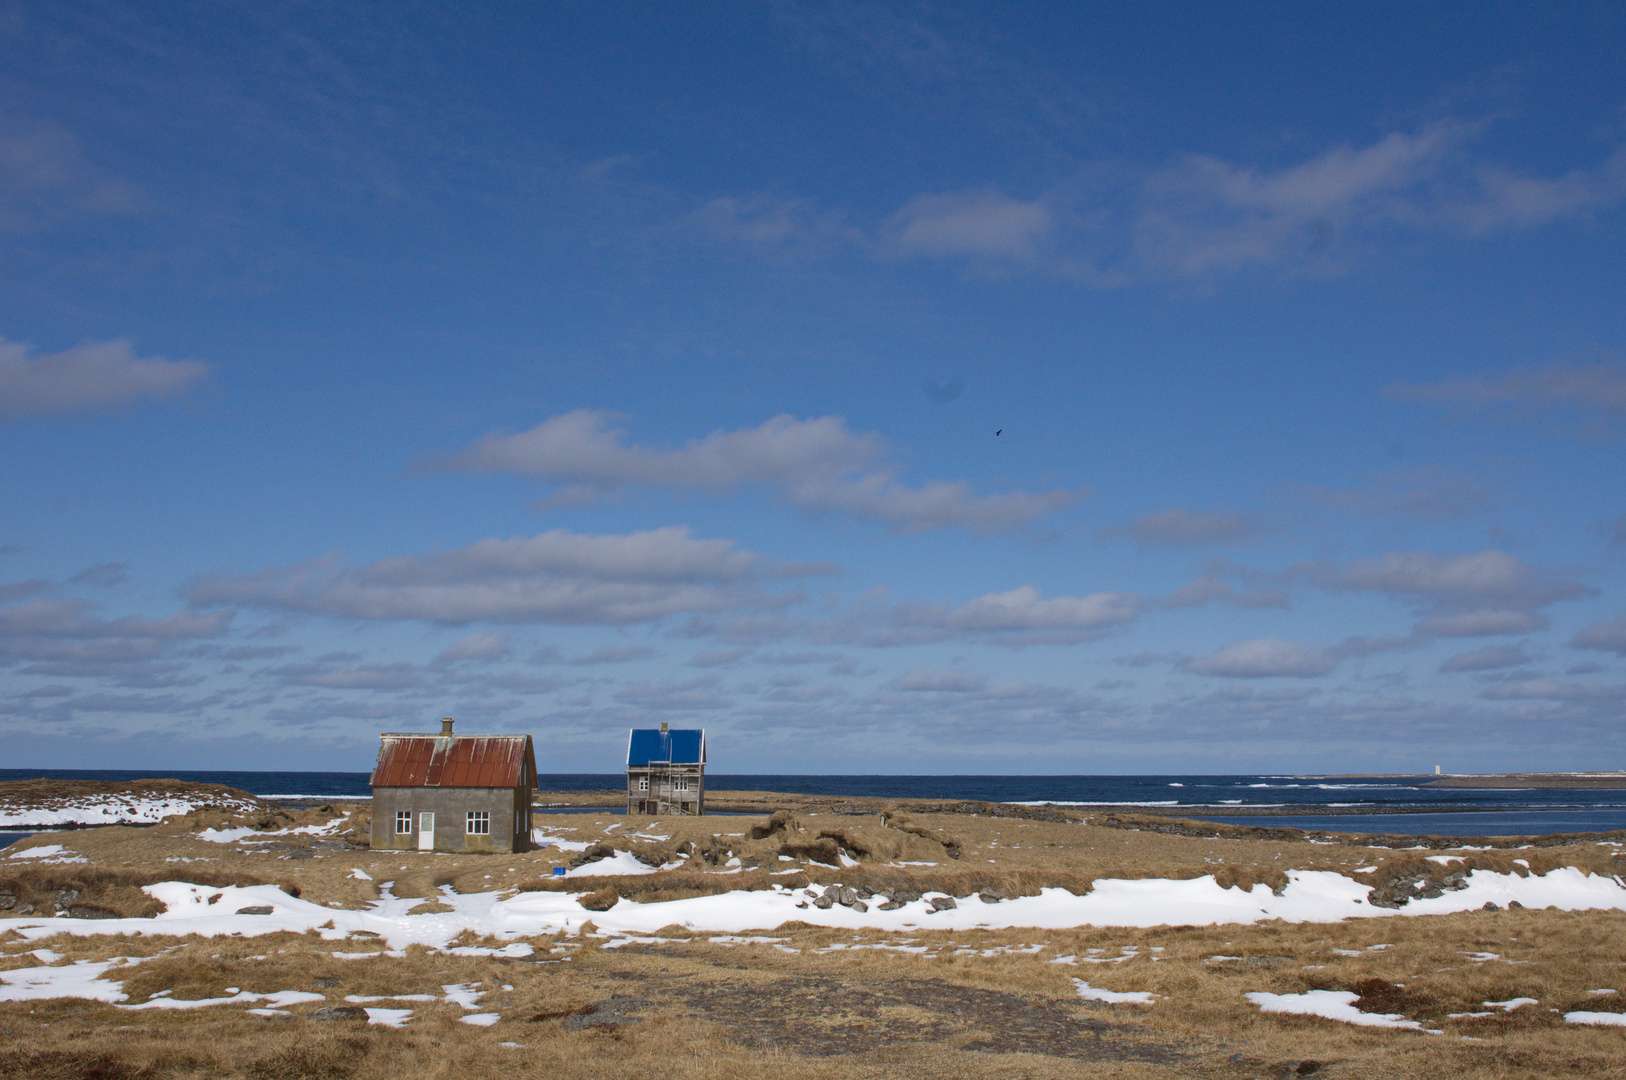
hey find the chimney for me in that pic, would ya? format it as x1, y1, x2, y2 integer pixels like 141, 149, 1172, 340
441, 717, 455, 736
660, 721, 669, 733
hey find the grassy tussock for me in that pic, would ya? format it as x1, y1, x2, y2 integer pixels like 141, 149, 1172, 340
11, 794, 1626, 1078
0, 868, 299, 921
5, 908, 1626, 1078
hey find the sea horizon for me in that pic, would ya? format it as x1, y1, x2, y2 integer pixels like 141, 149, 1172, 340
9, 769, 1626, 837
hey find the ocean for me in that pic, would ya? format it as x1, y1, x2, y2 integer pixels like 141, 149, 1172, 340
5, 769, 1626, 837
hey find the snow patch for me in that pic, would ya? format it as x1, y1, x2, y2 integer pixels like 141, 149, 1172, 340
1246, 989, 1424, 1030
1567, 1011, 1626, 1026
1073, 979, 1155, 1004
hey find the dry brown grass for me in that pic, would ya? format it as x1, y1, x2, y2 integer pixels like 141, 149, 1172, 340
6, 796, 1626, 1077
6, 908, 1626, 1079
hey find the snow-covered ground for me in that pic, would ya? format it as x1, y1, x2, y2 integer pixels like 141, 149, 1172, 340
6, 866, 1626, 1032
0, 949, 503, 1028
0, 791, 264, 828
4, 866, 1626, 951
3, 844, 85, 864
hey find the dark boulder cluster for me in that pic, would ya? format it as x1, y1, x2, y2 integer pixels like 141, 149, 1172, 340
1366, 868, 1469, 909
793, 883, 1000, 913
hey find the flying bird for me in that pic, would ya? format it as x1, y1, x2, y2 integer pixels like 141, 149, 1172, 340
995, 429, 1001, 436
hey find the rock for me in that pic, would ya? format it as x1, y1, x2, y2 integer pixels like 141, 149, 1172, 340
307, 1006, 368, 1022
1508, 900, 1524, 909
313, 977, 340, 988
928, 896, 957, 912
0, 890, 16, 910
812, 894, 834, 909
1482, 901, 1501, 911
878, 900, 905, 911
848, 900, 868, 913
54, 889, 81, 911
561, 995, 647, 1031
235, 905, 275, 915
978, 889, 1007, 904
834, 886, 860, 907
65, 905, 120, 920
569, 843, 620, 870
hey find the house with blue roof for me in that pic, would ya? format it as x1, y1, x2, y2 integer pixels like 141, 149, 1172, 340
626, 721, 706, 815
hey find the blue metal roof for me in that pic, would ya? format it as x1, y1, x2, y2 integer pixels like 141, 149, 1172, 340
626, 728, 705, 766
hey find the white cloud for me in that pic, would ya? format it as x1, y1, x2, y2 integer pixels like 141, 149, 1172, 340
689, 648, 749, 668
700, 123, 1625, 285
271, 662, 422, 691
1327, 550, 1575, 603
1415, 610, 1548, 637
1161, 576, 1234, 609
0, 337, 209, 420
1184, 639, 1338, 678
434, 632, 511, 664
431, 411, 1083, 533
1573, 615, 1626, 657
0, 125, 137, 231
1333, 635, 1422, 659
888, 189, 1052, 262
686, 194, 865, 256
888, 668, 985, 693
1104, 507, 1260, 547
862, 586, 1142, 646
1135, 127, 1626, 277
935, 586, 1138, 632
187, 527, 800, 626
1480, 679, 1626, 703
571, 646, 657, 665
1456, 147, 1626, 233
1388, 362, 1626, 424
0, 598, 231, 670
0, 599, 229, 642
1438, 644, 1530, 673
1296, 550, 1587, 638
1304, 468, 1493, 519
614, 675, 730, 711
684, 584, 1140, 649
1134, 124, 1461, 275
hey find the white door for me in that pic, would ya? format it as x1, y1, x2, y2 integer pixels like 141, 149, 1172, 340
417, 811, 434, 851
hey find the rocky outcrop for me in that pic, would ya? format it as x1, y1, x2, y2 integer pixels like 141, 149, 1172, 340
1365, 866, 1469, 909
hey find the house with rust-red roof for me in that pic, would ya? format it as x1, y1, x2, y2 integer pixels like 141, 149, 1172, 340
369, 718, 537, 853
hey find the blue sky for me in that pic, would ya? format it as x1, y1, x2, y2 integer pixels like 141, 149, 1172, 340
3, 1, 1625, 774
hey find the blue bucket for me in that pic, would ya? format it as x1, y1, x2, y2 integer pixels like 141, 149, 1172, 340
552, 866, 566, 877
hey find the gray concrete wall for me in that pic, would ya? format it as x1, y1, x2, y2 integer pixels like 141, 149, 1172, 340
370, 786, 530, 852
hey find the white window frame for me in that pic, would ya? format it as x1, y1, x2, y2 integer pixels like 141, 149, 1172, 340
675, 778, 690, 792
395, 810, 413, 835
466, 810, 490, 835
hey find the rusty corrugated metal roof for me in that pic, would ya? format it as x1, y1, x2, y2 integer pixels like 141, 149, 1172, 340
370, 734, 535, 789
